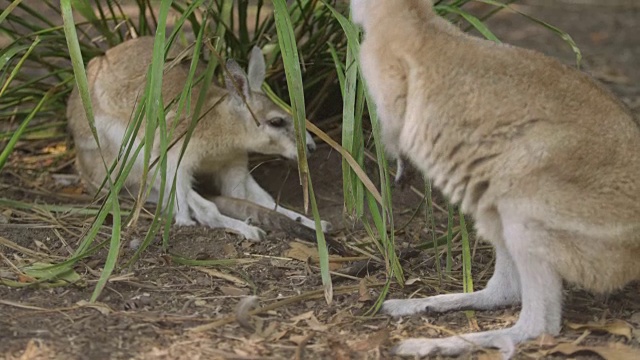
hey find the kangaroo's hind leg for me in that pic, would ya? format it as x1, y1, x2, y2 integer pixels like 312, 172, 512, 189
382, 242, 521, 317
243, 174, 332, 232
389, 214, 563, 358
187, 189, 266, 241
217, 163, 332, 232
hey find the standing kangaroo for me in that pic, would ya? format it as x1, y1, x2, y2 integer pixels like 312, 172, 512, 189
67, 36, 331, 241
352, 0, 640, 357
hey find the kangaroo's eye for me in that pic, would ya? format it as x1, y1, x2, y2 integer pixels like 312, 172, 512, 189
268, 117, 286, 128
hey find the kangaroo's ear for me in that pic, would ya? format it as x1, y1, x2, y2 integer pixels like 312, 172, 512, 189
224, 59, 251, 102
247, 46, 266, 93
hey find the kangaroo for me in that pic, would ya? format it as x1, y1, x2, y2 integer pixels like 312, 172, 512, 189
352, 0, 640, 357
67, 36, 331, 241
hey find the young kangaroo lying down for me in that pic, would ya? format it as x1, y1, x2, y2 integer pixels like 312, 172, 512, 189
352, 0, 640, 357
67, 36, 331, 241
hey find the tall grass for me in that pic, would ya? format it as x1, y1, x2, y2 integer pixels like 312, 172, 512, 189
0, 0, 581, 304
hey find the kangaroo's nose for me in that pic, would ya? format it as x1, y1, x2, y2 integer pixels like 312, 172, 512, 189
307, 143, 316, 153
305, 131, 317, 154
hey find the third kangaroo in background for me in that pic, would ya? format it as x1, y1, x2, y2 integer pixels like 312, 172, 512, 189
352, 0, 640, 357
67, 37, 331, 241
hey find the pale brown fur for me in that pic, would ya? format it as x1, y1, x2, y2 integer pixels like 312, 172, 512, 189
353, 0, 640, 357
67, 36, 331, 241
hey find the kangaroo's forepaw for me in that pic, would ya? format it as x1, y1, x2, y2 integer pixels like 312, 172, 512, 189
320, 220, 333, 232
175, 216, 196, 227
242, 225, 266, 242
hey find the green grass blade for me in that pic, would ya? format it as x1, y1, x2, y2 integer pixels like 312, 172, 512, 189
341, 42, 364, 216
70, 0, 116, 45
365, 98, 403, 286
324, 2, 360, 64
0, 88, 54, 171
137, 0, 172, 218
0, 198, 132, 216
307, 176, 333, 303
460, 210, 473, 293
473, 0, 582, 66
272, 0, 311, 208
61, 0, 107, 244
436, 4, 500, 43
60, 0, 99, 154
327, 0, 404, 289
272, 0, 332, 303
327, 43, 346, 94
459, 209, 476, 322
160, 10, 209, 253
0, 36, 40, 97
166, 0, 205, 49
61, 0, 133, 301
0, 0, 24, 26
446, 202, 455, 273
425, 179, 442, 281
90, 196, 121, 302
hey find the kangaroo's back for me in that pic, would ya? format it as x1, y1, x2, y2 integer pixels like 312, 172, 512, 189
353, 0, 640, 357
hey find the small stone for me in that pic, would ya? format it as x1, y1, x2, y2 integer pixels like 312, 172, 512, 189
129, 238, 141, 250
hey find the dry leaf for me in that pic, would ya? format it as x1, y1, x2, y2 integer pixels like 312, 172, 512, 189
405, 277, 421, 285
16, 339, 51, 360
222, 244, 238, 258
219, 286, 249, 297
590, 67, 631, 85
257, 321, 279, 339
269, 258, 291, 268
566, 319, 633, 340
306, 314, 328, 332
76, 300, 112, 315
285, 242, 343, 270
534, 333, 558, 347
348, 329, 389, 352
17, 274, 36, 283
358, 278, 372, 302
0, 211, 9, 225
547, 342, 640, 360
60, 186, 84, 195
196, 267, 248, 286
328, 338, 354, 360
589, 31, 610, 45
290, 310, 314, 323
289, 334, 310, 345
477, 349, 504, 360
233, 348, 250, 356
267, 329, 288, 342
33, 240, 49, 252
285, 242, 316, 262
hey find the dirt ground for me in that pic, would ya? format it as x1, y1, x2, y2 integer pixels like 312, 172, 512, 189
2, 1, 640, 359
